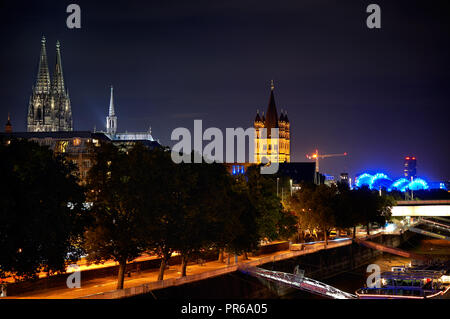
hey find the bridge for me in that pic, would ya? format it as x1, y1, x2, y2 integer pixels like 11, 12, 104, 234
239, 266, 357, 299
391, 200, 450, 217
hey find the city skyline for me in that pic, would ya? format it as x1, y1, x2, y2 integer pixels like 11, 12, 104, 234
1, 0, 449, 180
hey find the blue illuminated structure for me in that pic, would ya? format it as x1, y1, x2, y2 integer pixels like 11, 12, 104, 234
404, 178, 429, 191
355, 172, 433, 192
389, 178, 410, 192
355, 173, 373, 188
232, 165, 245, 175
369, 173, 392, 190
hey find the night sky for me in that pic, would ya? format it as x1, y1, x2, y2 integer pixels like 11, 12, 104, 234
1, 0, 449, 181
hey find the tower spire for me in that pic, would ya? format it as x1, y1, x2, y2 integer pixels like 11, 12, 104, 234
5, 113, 12, 133
35, 36, 51, 94
109, 85, 115, 116
51, 40, 65, 94
106, 86, 117, 134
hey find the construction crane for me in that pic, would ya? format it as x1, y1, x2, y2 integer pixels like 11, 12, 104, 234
306, 149, 347, 173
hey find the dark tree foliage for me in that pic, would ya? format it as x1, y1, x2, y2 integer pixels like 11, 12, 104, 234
0, 139, 86, 281
351, 186, 394, 235
246, 165, 297, 242
84, 142, 150, 289
174, 160, 232, 277
287, 182, 394, 242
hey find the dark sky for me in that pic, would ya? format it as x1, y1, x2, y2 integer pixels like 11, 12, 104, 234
1, 0, 449, 181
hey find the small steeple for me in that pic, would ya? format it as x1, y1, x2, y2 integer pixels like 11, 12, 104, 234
109, 85, 115, 116
254, 109, 262, 123
106, 85, 117, 135
5, 113, 12, 133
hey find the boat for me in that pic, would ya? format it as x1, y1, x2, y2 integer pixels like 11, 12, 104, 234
356, 267, 450, 299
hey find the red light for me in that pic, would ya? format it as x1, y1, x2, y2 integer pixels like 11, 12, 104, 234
405, 157, 410, 160
412, 157, 416, 160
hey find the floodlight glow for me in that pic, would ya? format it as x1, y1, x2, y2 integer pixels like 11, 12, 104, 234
404, 178, 429, 191
355, 173, 373, 188
369, 173, 391, 189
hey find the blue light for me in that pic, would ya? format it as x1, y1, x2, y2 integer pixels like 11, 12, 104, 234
356, 172, 439, 192
390, 178, 409, 192
355, 173, 373, 188
404, 178, 429, 191
369, 173, 391, 190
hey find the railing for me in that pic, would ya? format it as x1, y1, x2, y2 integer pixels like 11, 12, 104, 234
239, 266, 357, 299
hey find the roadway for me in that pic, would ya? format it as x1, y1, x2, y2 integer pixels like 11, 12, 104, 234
4, 237, 365, 299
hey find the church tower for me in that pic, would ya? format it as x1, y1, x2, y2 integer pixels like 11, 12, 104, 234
253, 81, 290, 163
27, 37, 72, 132
5, 113, 12, 133
106, 86, 117, 135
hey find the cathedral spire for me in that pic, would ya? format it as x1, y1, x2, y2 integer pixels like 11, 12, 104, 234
35, 36, 51, 94
109, 85, 115, 116
106, 86, 117, 134
51, 40, 65, 94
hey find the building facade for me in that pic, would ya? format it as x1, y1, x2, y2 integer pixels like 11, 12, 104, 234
253, 81, 290, 164
404, 156, 417, 179
27, 37, 73, 132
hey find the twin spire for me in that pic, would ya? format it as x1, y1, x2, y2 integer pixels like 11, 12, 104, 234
35, 36, 66, 95
28, 36, 72, 132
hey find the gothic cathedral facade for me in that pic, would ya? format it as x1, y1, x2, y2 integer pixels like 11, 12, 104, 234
27, 36, 73, 132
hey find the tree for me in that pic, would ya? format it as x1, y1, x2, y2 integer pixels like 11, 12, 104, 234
285, 183, 316, 242
286, 183, 338, 245
175, 160, 231, 276
84, 143, 150, 289
246, 166, 297, 243
352, 186, 393, 235
0, 139, 86, 281
335, 181, 360, 238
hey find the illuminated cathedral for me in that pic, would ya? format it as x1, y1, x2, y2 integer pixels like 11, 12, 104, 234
253, 81, 290, 163
27, 36, 73, 132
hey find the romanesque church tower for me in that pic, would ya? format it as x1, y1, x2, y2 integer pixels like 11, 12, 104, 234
253, 81, 290, 163
27, 36, 73, 132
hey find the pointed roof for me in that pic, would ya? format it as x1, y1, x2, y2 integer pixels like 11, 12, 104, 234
51, 40, 65, 95
254, 109, 262, 123
284, 110, 289, 123
264, 80, 279, 131
109, 86, 115, 116
279, 108, 285, 122
35, 36, 51, 94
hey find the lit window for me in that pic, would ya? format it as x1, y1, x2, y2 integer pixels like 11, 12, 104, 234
73, 138, 81, 146
56, 141, 69, 153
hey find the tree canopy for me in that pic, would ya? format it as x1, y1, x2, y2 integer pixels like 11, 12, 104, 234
0, 139, 86, 281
